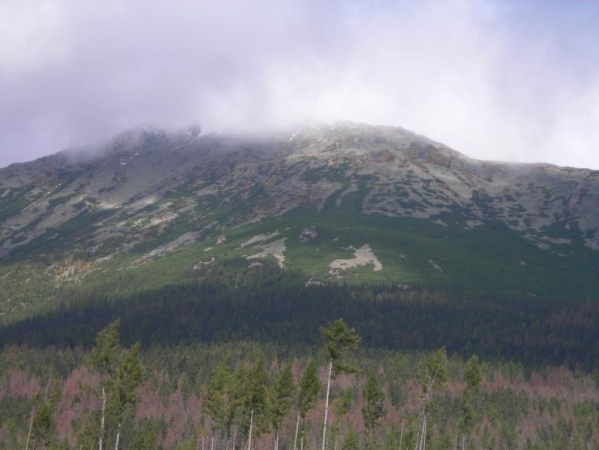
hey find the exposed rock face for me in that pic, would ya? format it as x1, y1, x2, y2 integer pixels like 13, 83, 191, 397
298, 227, 318, 243
329, 244, 383, 272
1, 121, 599, 264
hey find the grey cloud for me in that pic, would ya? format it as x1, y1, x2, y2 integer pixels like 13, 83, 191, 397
1, 0, 599, 170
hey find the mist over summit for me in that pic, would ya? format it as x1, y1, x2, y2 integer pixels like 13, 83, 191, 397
1, 121, 599, 320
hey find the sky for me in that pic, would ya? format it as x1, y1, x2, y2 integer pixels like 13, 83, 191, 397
1, 0, 599, 170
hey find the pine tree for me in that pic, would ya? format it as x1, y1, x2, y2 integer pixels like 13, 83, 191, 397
204, 363, 240, 446
113, 342, 143, 449
31, 402, 53, 448
89, 319, 122, 450
362, 371, 386, 448
86, 319, 144, 450
320, 319, 361, 450
271, 364, 296, 450
90, 319, 122, 378
295, 360, 321, 450
340, 428, 360, 450
242, 357, 270, 447
459, 354, 482, 450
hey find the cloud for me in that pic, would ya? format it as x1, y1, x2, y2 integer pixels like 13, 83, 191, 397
1, 0, 599, 169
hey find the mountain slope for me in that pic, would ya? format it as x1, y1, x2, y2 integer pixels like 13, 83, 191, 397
1, 122, 599, 319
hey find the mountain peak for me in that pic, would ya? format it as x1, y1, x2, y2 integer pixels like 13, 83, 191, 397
2, 121, 599, 315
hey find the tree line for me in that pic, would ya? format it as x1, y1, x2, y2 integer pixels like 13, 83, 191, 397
2, 282, 599, 370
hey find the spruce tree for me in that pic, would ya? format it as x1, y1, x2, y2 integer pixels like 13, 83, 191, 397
86, 319, 143, 450
459, 354, 482, 450
362, 371, 386, 448
271, 364, 296, 450
295, 360, 321, 450
320, 319, 361, 450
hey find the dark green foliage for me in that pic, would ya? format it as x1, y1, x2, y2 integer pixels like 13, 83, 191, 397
459, 355, 483, 447
128, 418, 163, 449
464, 355, 482, 392
87, 319, 144, 449
89, 318, 122, 377
362, 371, 386, 441
426, 347, 449, 387
271, 364, 296, 434
298, 360, 321, 419
242, 357, 270, 437
115, 341, 143, 414
5, 282, 599, 371
341, 428, 360, 450
204, 363, 238, 439
31, 401, 54, 446
321, 318, 361, 375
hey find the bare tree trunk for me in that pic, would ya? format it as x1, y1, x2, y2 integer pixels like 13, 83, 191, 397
114, 422, 121, 450
415, 370, 438, 450
423, 416, 428, 450
398, 422, 404, 450
321, 359, 333, 450
25, 410, 34, 450
274, 428, 279, 450
416, 414, 428, 450
210, 436, 214, 450
99, 386, 107, 450
415, 413, 423, 450
232, 427, 237, 450
293, 413, 300, 450
31, 438, 37, 450
247, 409, 254, 450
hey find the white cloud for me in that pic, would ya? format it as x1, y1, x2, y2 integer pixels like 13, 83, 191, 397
1, 0, 598, 169
0, 0, 67, 74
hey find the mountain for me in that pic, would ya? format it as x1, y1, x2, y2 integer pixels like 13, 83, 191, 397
2, 122, 599, 320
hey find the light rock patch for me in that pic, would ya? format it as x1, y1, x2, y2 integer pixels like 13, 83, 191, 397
246, 238, 287, 268
129, 232, 200, 268
429, 260, 444, 273
329, 244, 382, 272
298, 226, 318, 243
240, 231, 280, 248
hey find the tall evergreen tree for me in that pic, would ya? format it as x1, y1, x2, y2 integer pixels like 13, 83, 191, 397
204, 363, 242, 446
295, 360, 321, 450
86, 319, 144, 450
459, 354, 482, 450
89, 319, 122, 450
362, 371, 386, 448
242, 357, 270, 448
90, 319, 122, 378
113, 342, 143, 449
271, 364, 296, 450
341, 428, 360, 450
320, 319, 360, 450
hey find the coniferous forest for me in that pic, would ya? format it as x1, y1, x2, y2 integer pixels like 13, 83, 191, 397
2, 280, 599, 449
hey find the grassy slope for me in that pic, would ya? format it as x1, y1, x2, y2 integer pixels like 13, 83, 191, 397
88, 187, 599, 298
2, 186, 599, 325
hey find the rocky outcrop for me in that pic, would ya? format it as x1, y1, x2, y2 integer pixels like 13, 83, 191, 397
1, 121, 598, 264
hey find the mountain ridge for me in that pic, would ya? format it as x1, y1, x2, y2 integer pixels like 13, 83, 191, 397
1, 121, 599, 319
